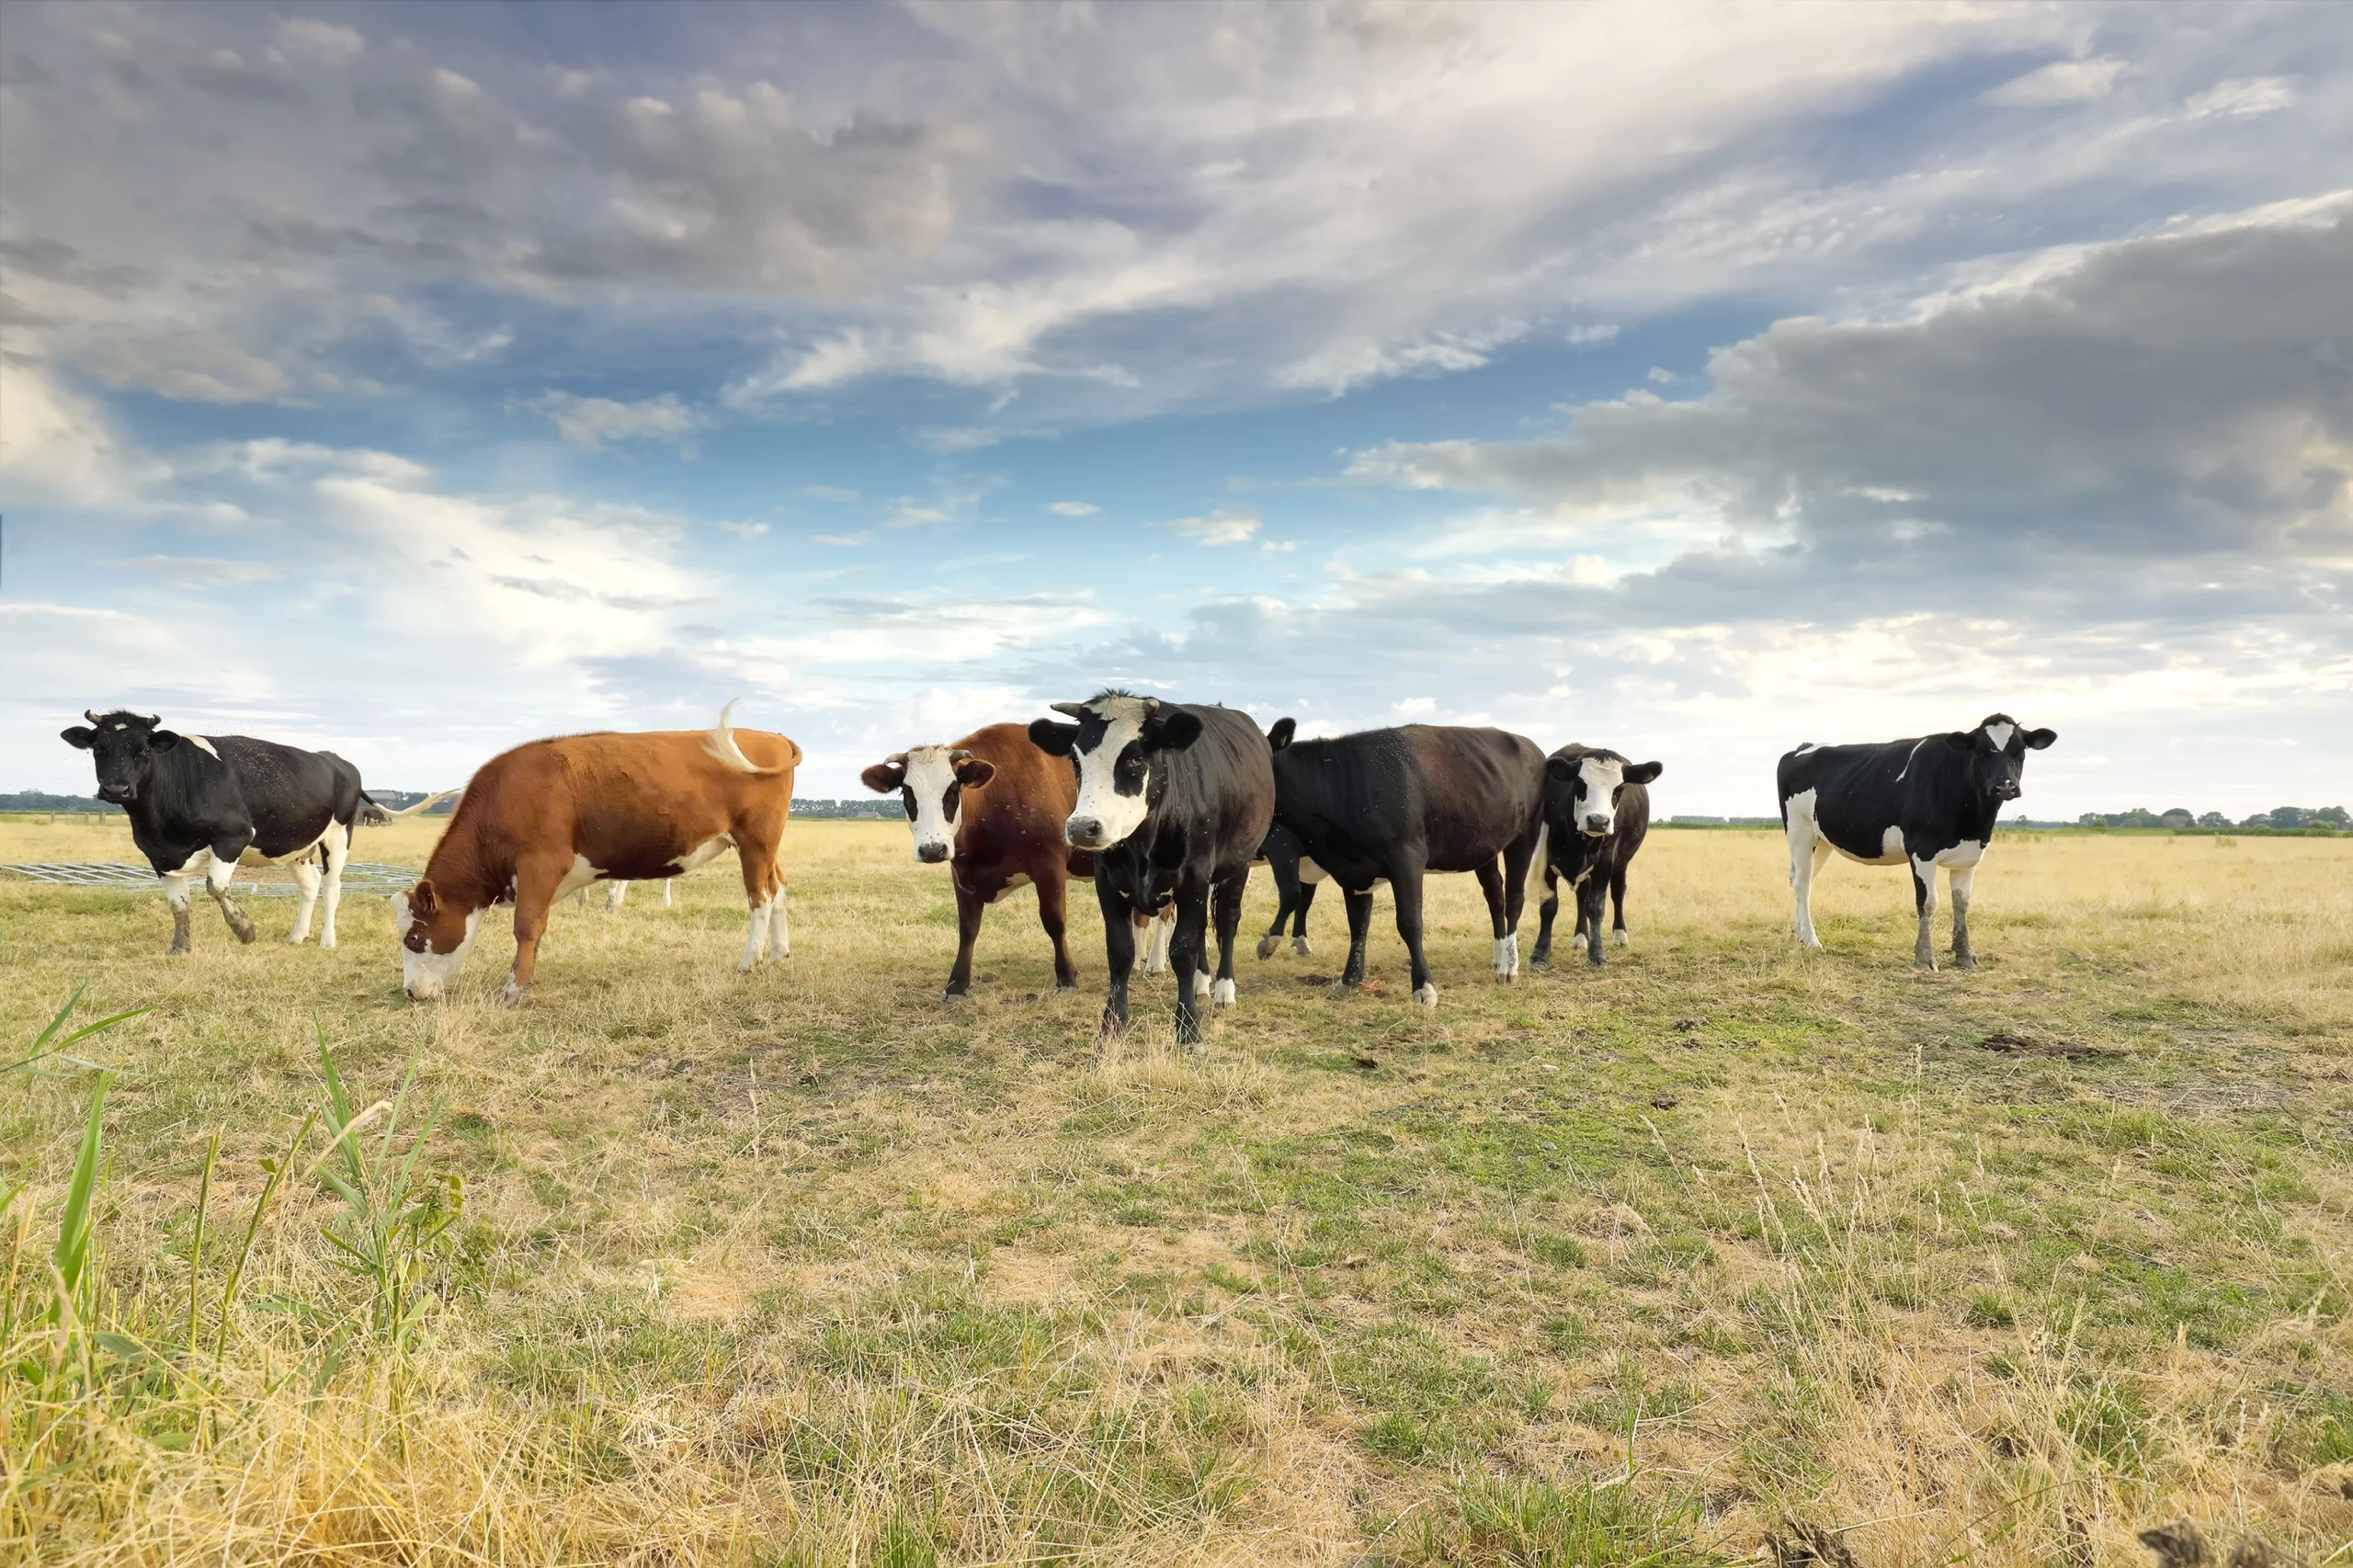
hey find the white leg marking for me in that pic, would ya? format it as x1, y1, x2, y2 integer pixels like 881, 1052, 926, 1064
1414, 982, 1438, 1007
287, 857, 322, 943
1786, 790, 1824, 948
606, 881, 628, 910
662, 879, 674, 908
768, 886, 790, 960
318, 829, 348, 948
1142, 909, 1173, 973
1613, 927, 1630, 949
1211, 976, 1236, 1007
1293, 934, 1313, 957
1194, 969, 1212, 1005
739, 893, 776, 971
163, 873, 194, 910
1492, 933, 1519, 982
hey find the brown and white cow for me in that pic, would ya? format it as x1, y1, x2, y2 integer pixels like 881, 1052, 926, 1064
861, 722, 1174, 1000
393, 705, 800, 1001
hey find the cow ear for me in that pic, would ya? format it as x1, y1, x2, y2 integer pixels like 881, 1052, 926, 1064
1624, 760, 1664, 785
2024, 728, 2056, 750
61, 726, 96, 750
1940, 731, 1976, 753
1267, 717, 1296, 752
409, 879, 438, 918
1150, 708, 1204, 752
1546, 755, 1576, 783
148, 729, 183, 752
953, 756, 996, 788
1029, 719, 1079, 756
860, 761, 906, 794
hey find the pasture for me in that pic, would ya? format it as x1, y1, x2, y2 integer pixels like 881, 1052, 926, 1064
4, 815, 2348, 1566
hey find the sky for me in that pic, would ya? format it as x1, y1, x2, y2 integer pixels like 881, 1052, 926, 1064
3, 0, 2347, 816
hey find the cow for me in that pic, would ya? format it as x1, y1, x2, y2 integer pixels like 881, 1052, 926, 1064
60, 709, 447, 954
1529, 745, 1662, 969
1253, 821, 1324, 960
1777, 713, 2055, 969
1263, 719, 1547, 1006
860, 722, 1100, 1000
392, 705, 800, 1001
1028, 692, 1275, 1047
579, 878, 670, 909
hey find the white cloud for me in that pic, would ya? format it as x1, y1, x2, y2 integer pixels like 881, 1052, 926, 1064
2186, 77, 2298, 119
1047, 501, 1100, 517
530, 391, 700, 448
110, 555, 283, 587
1162, 506, 1261, 547
274, 17, 366, 64
1981, 57, 2123, 107
811, 532, 868, 547
802, 484, 858, 502
912, 426, 1003, 453
716, 520, 769, 540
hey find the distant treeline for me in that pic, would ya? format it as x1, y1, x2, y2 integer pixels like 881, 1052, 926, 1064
2073, 805, 2346, 833
368, 793, 904, 821
0, 792, 120, 814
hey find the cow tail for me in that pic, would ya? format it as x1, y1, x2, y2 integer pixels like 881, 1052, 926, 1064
703, 700, 795, 776
366, 788, 460, 821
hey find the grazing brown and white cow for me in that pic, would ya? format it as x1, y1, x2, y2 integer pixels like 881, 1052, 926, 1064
392, 705, 800, 1001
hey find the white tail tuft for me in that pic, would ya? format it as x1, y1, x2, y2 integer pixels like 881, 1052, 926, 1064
704, 699, 790, 776
369, 788, 460, 823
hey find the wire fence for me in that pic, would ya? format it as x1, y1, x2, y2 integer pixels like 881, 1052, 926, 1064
0, 861, 418, 898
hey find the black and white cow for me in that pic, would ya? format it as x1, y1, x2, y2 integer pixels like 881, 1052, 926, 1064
1253, 820, 1324, 960
1777, 713, 2055, 969
1263, 719, 1547, 1006
1530, 744, 1662, 969
60, 709, 447, 953
1028, 692, 1275, 1047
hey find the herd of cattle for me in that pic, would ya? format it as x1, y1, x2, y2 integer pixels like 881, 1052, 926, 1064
60, 699, 2055, 1041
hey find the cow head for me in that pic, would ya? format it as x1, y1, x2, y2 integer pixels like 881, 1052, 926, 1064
1545, 748, 1664, 837
391, 879, 483, 1000
1028, 691, 1202, 850
861, 745, 996, 863
1942, 713, 2056, 803
59, 710, 183, 805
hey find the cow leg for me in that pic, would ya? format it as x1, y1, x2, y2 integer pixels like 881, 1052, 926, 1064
1475, 858, 1516, 983
1257, 856, 1299, 960
1582, 872, 1608, 967
1036, 865, 1079, 993
605, 881, 627, 911
1336, 886, 1375, 993
1949, 864, 1977, 969
1170, 886, 1211, 1050
1392, 858, 1438, 1007
1609, 863, 1631, 949
505, 855, 571, 1001
318, 827, 349, 949
662, 879, 674, 909
767, 868, 790, 960
1097, 879, 1136, 1037
1496, 819, 1540, 981
1140, 905, 1173, 973
1789, 819, 1825, 948
1530, 865, 1559, 970
735, 843, 785, 972
1908, 853, 1939, 971
205, 846, 258, 944
163, 873, 196, 955
1210, 868, 1245, 1007
286, 853, 323, 944
945, 881, 984, 1000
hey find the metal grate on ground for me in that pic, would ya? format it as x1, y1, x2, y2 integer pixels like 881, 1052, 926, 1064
0, 861, 419, 898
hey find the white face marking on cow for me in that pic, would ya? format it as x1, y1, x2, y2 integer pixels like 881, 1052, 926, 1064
186, 734, 221, 759
1066, 696, 1154, 849
1574, 756, 1629, 836
893, 746, 964, 862
1983, 721, 2016, 751
393, 897, 483, 999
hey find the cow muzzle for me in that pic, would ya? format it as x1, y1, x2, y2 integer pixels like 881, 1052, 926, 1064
915, 842, 949, 864
1065, 816, 1107, 849
98, 782, 134, 803
1994, 781, 2022, 801
1582, 813, 1611, 835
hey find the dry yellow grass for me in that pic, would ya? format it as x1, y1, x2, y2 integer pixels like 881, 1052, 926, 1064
2, 815, 2347, 1565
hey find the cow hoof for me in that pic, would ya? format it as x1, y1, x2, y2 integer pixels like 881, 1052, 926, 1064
1054, 982, 1077, 994
229, 922, 257, 945
319, 936, 337, 950
1413, 983, 1438, 1008
1613, 930, 1631, 949
1953, 953, 1978, 970
1292, 936, 1313, 958
940, 988, 970, 1004
167, 943, 192, 958
1587, 952, 1606, 969
1211, 978, 1236, 1007
1915, 956, 1938, 971
496, 982, 529, 1006
1255, 935, 1279, 960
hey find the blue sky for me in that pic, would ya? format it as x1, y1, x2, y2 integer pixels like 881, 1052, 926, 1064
3, 1, 2347, 813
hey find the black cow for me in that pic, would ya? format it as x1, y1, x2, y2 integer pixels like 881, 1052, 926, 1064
60, 710, 444, 954
1529, 744, 1662, 969
1253, 821, 1324, 960
1777, 713, 2055, 969
1029, 691, 1275, 1047
1263, 719, 1546, 1006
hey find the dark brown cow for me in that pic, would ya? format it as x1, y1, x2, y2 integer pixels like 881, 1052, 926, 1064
393, 705, 800, 1001
863, 723, 1094, 999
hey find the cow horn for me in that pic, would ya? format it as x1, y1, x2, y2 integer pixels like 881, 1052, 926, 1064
948, 749, 972, 762
84, 710, 100, 725
142, 714, 161, 728
1050, 702, 1090, 720
884, 753, 907, 766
